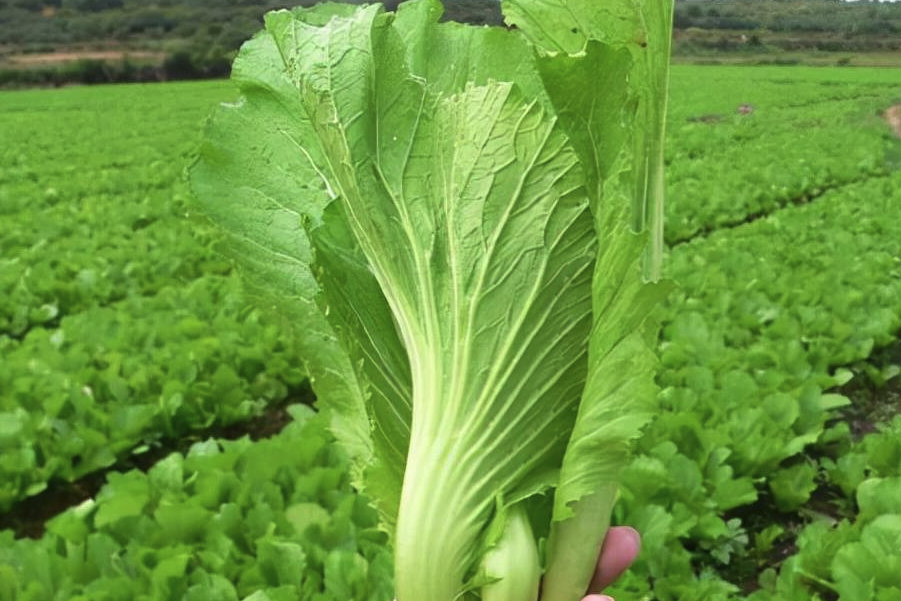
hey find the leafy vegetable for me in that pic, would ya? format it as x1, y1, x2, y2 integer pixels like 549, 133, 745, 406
748, 417, 901, 601
0, 275, 306, 510
191, 1, 673, 600
0, 81, 311, 511
0, 408, 394, 601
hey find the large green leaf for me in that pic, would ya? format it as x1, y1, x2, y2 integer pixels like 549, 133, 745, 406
541, 206, 670, 601
270, 10, 596, 599
499, 3, 674, 598
193, 3, 668, 600
503, 0, 674, 279
556, 211, 668, 521
385, 82, 597, 600
190, 13, 376, 490
394, 0, 548, 103
310, 200, 412, 530
259, 7, 603, 598
535, 41, 633, 203
501, 0, 643, 53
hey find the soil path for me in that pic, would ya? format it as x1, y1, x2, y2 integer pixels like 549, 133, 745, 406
3, 50, 163, 67
886, 104, 901, 138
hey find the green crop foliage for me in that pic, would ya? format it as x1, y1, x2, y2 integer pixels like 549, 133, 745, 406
1, 39, 900, 601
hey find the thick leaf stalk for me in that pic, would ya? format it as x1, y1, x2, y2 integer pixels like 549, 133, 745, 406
541, 485, 617, 601
482, 506, 541, 601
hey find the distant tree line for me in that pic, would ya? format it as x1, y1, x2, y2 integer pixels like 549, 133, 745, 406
0, 0, 500, 48
671, 0, 901, 55
0, 0, 504, 87
0, 54, 233, 89
673, 0, 901, 35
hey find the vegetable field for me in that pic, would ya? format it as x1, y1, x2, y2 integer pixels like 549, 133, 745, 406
1, 60, 900, 601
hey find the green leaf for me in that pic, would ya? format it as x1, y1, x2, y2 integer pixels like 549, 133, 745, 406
0, 565, 19, 601
45, 499, 96, 543
501, 0, 643, 53
503, 0, 674, 279
769, 462, 819, 512
149, 453, 185, 497
542, 211, 668, 600
394, 0, 547, 102
258, 539, 307, 586
553, 212, 669, 521
190, 12, 374, 489
94, 471, 150, 527
308, 200, 411, 529
323, 550, 371, 600
285, 502, 332, 535
857, 477, 901, 521
254, 7, 615, 600
184, 575, 239, 601
0, 410, 27, 450
534, 42, 632, 201
819, 393, 852, 411
308, 64, 596, 600
833, 515, 901, 593
154, 504, 213, 544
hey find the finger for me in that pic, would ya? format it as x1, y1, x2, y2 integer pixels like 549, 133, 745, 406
588, 526, 641, 592
582, 596, 615, 601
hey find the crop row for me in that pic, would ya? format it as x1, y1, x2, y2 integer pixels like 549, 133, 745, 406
0, 275, 307, 510
751, 415, 901, 601
0, 408, 393, 601
0, 378, 897, 600
0, 82, 317, 511
0, 82, 319, 514
607, 171, 901, 600
0, 189, 230, 339
666, 91, 899, 243
0, 82, 229, 216
0, 83, 231, 339
666, 65, 901, 121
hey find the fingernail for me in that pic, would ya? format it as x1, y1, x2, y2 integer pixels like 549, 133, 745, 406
623, 526, 641, 551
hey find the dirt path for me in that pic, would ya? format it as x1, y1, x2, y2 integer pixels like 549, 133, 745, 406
3, 50, 163, 67
886, 104, 901, 138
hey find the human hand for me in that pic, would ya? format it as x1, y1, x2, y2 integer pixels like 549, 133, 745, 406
580, 526, 641, 601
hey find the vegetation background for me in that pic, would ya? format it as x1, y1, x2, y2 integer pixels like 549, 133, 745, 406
1, 0, 900, 88
2, 1, 900, 599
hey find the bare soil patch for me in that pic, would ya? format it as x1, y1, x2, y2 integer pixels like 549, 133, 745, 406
3, 50, 164, 67
837, 338, 901, 439
886, 104, 901, 138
